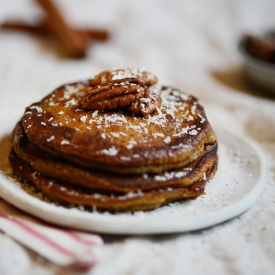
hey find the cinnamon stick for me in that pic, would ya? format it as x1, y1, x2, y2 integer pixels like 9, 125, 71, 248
1, 0, 110, 58
1, 20, 109, 41
35, 0, 89, 58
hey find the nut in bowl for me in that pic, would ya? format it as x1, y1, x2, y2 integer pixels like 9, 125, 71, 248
239, 31, 275, 95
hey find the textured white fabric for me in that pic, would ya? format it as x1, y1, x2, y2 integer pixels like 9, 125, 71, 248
1, 0, 275, 274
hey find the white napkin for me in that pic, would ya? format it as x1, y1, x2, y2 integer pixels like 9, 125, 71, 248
0, 197, 103, 271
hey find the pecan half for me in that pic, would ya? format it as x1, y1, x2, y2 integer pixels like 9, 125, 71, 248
79, 68, 162, 116
79, 83, 145, 110
128, 87, 162, 116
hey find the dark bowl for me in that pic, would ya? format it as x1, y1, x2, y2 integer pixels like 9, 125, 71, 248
239, 32, 275, 95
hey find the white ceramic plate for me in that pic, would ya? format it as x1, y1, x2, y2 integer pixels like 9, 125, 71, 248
0, 122, 266, 234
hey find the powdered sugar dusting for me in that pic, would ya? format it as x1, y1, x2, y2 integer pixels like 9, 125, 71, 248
111, 68, 147, 80
101, 146, 119, 156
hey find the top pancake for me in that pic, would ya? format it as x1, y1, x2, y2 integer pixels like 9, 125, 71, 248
21, 72, 215, 175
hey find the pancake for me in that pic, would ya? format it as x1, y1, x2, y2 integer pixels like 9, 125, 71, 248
12, 121, 217, 194
9, 149, 217, 212
21, 72, 214, 175
9, 68, 218, 212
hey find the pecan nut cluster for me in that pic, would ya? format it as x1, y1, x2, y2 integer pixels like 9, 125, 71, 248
79, 68, 162, 116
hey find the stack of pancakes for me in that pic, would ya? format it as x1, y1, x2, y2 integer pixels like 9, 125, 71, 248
9, 68, 218, 212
